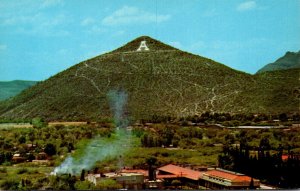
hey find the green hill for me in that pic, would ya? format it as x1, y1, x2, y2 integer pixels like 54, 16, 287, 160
257, 51, 300, 74
0, 80, 37, 101
0, 36, 298, 121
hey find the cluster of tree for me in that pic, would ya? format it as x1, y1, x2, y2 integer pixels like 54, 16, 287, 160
141, 112, 300, 126
138, 123, 300, 151
0, 118, 32, 124
0, 124, 113, 165
0, 152, 12, 165
140, 125, 203, 148
218, 143, 300, 188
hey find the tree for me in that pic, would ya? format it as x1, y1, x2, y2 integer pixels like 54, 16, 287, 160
32, 117, 47, 129
18, 136, 26, 144
0, 179, 19, 190
249, 177, 255, 189
225, 134, 235, 145
28, 130, 36, 147
279, 113, 288, 122
171, 179, 181, 189
50, 174, 76, 190
44, 143, 57, 156
146, 157, 157, 181
27, 153, 35, 162
75, 180, 95, 190
80, 169, 85, 181
260, 137, 271, 150
94, 179, 122, 190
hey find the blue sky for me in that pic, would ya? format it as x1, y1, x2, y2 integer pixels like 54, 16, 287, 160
0, 0, 299, 81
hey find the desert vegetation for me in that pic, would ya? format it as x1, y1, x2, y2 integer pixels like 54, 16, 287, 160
0, 113, 299, 189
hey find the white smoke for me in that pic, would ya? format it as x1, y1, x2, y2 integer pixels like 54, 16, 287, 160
107, 90, 128, 128
52, 90, 130, 175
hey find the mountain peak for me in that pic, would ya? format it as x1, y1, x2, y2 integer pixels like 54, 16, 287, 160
111, 36, 178, 53
256, 50, 300, 74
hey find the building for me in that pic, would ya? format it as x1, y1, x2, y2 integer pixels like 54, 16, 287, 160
157, 164, 204, 188
157, 164, 260, 189
201, 168, 260, 189
87, 172, 144, 190
120, 169, 148, 179
36, 152, 48, 160
87, 164, 260, 190
11, 153, 26, 163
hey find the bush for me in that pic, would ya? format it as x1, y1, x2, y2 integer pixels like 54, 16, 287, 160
95, 179, 122, 190
0, 167, 7, 173
17, 168, 28, 174
0, 179, 19, 190
75, 180, 95, 190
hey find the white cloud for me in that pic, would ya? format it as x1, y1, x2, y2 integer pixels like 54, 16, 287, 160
237, 1, 257, 12
0, 44, 7, 51
85, 26, 107, 34
102, 6, 171, 26
1, 13, 41, 26
202, 9, 218, 17
113, 30, 125, 36
1, 13, 67, 27
81, 18, 96, 26
0, 12, 70, 37
169, 41, 182, 49
40, 0, 63, 9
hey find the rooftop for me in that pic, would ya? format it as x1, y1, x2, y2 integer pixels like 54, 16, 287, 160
203, 168, 257, 183
158, 164, 203, 180
121, 169, 148, 177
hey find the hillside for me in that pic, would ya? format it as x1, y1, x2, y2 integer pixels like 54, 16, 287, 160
0, 80, 37, 101
0, 36, 298, 121
257, 51, 300, 74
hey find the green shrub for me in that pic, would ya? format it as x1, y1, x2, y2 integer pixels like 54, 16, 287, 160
0, 179, 19, 190
0, 167, 7, 173
17, 168, 28, 174
95, 179, 122, 190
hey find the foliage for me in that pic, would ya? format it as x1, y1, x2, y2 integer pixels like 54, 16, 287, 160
49, 174, 76, 190
0, 179, 19, 190
32, 117, 47, 128
44, 143, 57, 156
94, 179, 122, 190
219, 128, 300, 188
75, 180, 95, 190
16, 168, 28, 174
0, 167, 7, 173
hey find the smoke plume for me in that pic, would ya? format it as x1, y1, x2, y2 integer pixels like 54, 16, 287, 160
107, 90, 128, 128
52, 90, 130, 175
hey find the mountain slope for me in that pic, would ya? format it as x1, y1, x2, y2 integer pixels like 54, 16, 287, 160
257, 51, 300, 74
0, 36, 298, 121
0, 80, 37, 101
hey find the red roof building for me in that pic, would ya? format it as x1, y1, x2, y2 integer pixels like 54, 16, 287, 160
157, 164, 203, 180
157, 164, 204, 189
202, 168, 260, 189
157, 164, 260, 189
281, 154, 289, 161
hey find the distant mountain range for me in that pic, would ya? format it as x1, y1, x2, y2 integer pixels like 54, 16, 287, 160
256, 51, 300, 74
0, 80, 37, 101
0, 36, 299, 121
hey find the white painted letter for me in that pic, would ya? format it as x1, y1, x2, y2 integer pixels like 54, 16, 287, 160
137, 41, 150, 51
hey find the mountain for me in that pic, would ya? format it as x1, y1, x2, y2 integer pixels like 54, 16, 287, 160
257, 51, 300, 74
0, 36, 298, 121
0, 80, 37, 101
